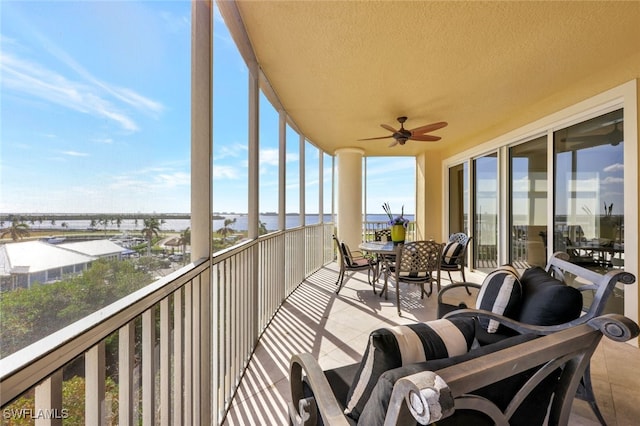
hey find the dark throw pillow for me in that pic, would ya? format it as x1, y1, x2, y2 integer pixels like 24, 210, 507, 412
518, 267, 583, 325
343, 317, 476, 421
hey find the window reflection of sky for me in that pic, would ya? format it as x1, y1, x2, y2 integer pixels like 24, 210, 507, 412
555, 109, 624, 216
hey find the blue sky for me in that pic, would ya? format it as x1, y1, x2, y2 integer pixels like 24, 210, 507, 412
1, 1, 415, 216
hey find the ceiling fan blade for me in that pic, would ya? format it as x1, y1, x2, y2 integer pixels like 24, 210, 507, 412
410, 134, 441, 142
388, 139, 399, 147
409, 121, 448, 135
358, 135, 393, 141
380, 124, 398, 133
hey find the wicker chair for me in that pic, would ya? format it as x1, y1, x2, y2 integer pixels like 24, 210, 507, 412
440, 233, 472, 282
387, 240, 443, 316
333, 235, 377, 294
374, 228, 391, 242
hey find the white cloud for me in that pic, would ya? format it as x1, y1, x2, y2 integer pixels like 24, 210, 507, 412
214, 144, 247, 160
155, 172, 190, 188
260, 149, 279, 166
603, 163, 624, 173
213, 165, 239, 179
62, 150, 89, 157
0, 44, 164, 132
603, 176, 624, 184
92, 137, 114, 145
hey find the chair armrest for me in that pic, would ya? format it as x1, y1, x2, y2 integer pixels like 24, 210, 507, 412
385, 371, 454, 425
289, 353, 351, 426
437, 283, 481, 304
443, 308, 593, 335
383, 314, 638, 426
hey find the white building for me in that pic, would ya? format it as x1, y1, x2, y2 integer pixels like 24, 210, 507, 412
0, 239, 127, 290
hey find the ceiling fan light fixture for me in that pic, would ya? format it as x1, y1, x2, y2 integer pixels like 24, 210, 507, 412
358, 116, 448, 147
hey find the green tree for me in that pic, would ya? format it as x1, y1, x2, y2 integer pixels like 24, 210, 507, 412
2, 376, 119, 425
258, 220, 268, 235
141, 218, 162, 256
0, 259, 152, 357
216, 218, 237, 240
178, 227, 191, 261
1, 220, 31, 241
98, 218, 110, 236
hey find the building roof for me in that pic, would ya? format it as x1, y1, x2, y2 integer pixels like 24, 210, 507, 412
58, 240, 128, 257
0, 241, 95, 275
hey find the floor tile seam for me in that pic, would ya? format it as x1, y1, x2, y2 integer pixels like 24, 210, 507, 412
231, 360, 290, 405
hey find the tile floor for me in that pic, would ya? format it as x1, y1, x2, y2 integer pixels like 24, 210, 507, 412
223, 263, 640, 425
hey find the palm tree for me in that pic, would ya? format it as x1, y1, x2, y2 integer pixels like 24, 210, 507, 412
178, 227, 191, 263
99, 218, 110, 236
141, 218, 162, 256
216, 218, 237, 241
258, 220, 268, 235
1, 220, 31, 241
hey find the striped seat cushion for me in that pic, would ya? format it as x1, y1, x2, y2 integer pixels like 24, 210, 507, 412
343, 317, 476, 421
476, 269, 523, 333
441, 241, 464, 265
398, 270, 429, 279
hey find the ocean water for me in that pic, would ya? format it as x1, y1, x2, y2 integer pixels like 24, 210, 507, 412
22, 214, 414, 233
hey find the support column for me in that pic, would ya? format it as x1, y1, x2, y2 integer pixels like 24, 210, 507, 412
335, 148, 364, 249
299, 134, 306, 226
278, 111, 286, 230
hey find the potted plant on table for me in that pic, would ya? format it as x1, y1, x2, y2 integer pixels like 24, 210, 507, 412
383, 202, 409, 245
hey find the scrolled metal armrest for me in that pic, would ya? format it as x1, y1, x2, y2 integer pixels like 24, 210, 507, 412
443, 308, 593, 336
384, 371, 454, 425
289, 353, 350, 426
588, 314, 640, 342
437, 283, 481, 304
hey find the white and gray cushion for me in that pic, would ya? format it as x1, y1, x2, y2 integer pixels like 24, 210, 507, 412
343, 317, 476, 421
441, 241, 464, 265
398, 270, 429, 279
476, 269, 523, 333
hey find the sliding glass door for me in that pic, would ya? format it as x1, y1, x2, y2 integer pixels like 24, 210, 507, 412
473, 153, 498, 272
554, 109, 624, 312
509, 137, 547, 271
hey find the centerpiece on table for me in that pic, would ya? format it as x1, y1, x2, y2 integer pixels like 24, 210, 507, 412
382, 202, 409, 245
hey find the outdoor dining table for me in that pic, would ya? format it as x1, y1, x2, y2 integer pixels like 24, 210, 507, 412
358, 241, 397, 298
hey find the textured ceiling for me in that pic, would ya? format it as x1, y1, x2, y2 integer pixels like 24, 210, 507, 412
233, 1, 640, 156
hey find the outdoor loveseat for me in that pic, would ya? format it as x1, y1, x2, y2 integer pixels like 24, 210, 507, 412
289, 252, 637, 425
289, 314, 638, 425
437, 251, 636, 424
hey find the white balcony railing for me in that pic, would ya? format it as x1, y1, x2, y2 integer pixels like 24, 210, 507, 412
0, 222, 334, 425
363, 220, 417, 242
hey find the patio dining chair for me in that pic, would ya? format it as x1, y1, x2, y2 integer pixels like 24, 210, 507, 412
373, 228, 395, 280
374, 228, 391, 242
333, 235, 377, 294
391, 240, 443, 316
440, 233, 472, 291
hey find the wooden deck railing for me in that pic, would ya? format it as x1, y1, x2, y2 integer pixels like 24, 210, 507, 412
0, 222, 334, 425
